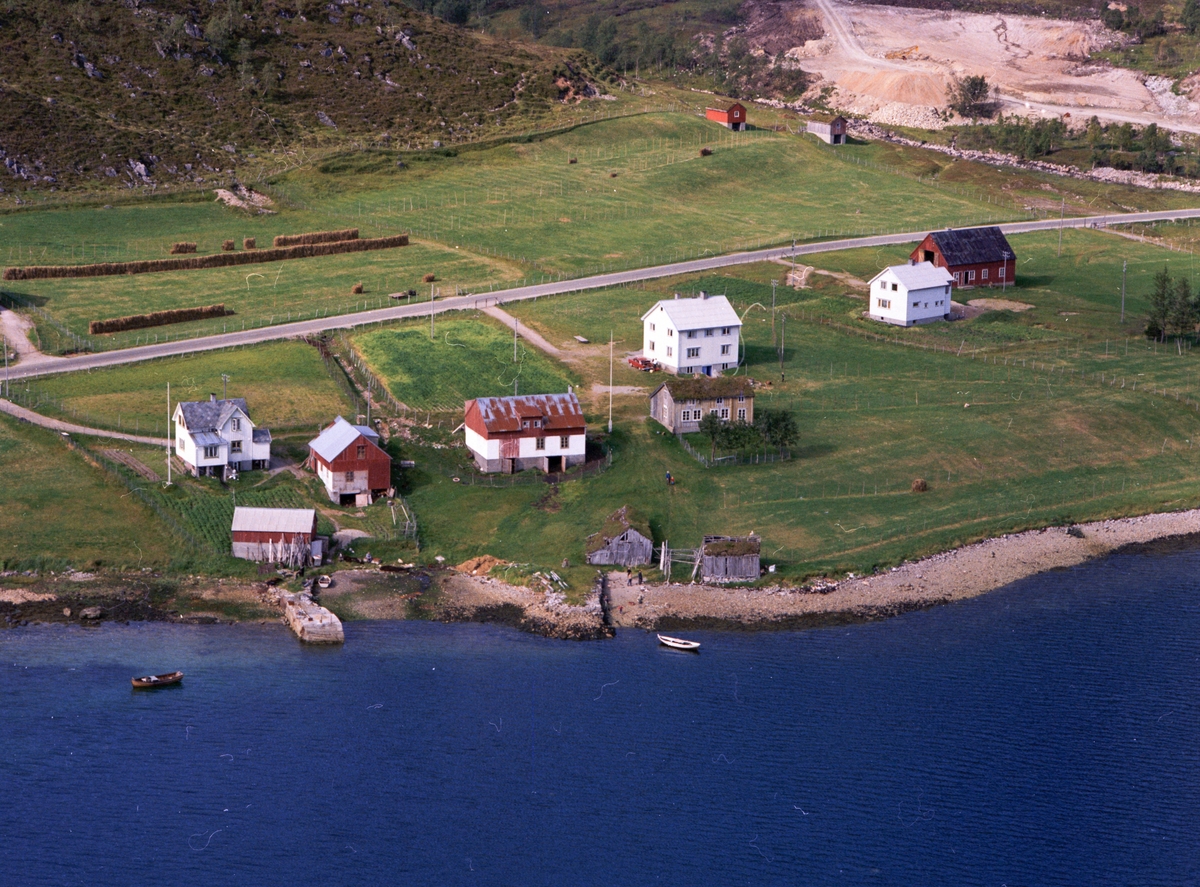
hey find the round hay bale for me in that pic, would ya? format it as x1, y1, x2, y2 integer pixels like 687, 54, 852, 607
222, 239, 235, 251
911, 478, 928, 493
422, 273, 436, 283
243, 237, 256, 250
351, 282, 364, 294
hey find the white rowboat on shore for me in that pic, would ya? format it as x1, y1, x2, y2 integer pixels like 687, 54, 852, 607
657, 634, 700, 651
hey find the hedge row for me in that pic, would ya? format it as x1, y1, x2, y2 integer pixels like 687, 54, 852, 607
273, 228, 358, 248
3, 233, 408, 280
89, 304, 231, 335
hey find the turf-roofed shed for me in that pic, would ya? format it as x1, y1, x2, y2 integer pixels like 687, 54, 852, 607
701, 534, 761, 582
586, 506, 654, 566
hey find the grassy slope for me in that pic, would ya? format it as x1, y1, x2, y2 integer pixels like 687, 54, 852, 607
0, 413, 176, 570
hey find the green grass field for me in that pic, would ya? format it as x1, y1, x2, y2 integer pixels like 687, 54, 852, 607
0, 414, 176, 570
17, 341, 357, 437
353, 318, 579, 412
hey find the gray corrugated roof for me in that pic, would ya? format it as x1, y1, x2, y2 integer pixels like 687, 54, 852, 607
252, 428, 272, 444
870, 262, 953, 291
177, 398, 249, 433
641, 295, 741, 331
308, 416, 376, 462
928, 227, 1014, 266
231, 507, 315, 534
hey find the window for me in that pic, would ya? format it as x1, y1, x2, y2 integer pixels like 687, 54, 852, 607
345, 470, 355, 481
523, 421, 530, 429
649, 341, 655, 352
721, 327, 731, 335
704, 329, 714, 337
720, 408, 729, 419
877, 298, 891, 309
738, 394, 745, 403
177, 436, 185, 451
954, 272, 961, 283
560, 436, 569, 448
231, 418, 240, 432
203, 445, 219, 459
982, 268, 989, 280
935, 300, 943, 306
913, 301, 920, 308
357, 445, 366, 458
535, 437, 546, 450
686, 347, 700, 359
967, 270, 976, 282
687, 399, 697, 405
720, 344, 731, 355
686, 330, 697, 339
534, 420, 541, 428
230, 440, 242, 455
666, 346, 673, 357
716, 397, 724, 405
649, 322, 656, 331
710, 409, 719, 416
945, 285, 951, 294
668, 329, 674, 337
737, 408, 746, 421
998, 266, 1005, 279
681, 410, 690, 421
891, 282, 898, 291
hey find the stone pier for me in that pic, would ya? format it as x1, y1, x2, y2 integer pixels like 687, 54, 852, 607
277, 589, 344, 643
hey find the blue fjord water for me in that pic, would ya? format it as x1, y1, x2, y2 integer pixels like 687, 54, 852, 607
2, 547, 1198, 886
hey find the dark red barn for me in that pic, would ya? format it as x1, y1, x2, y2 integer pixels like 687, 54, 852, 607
706, 103, 747, 131
307, 416, 392, 506
910, 226, 1016, 288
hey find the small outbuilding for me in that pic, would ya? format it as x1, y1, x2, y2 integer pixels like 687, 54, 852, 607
867, 262, 954, 327
307, 415, 392, 506
705, 102, 747, 131
701, 534, 760, 582
231, 507, 319, 567
649, 375, 754, 434
586, 506, 654, 566
910, 226, 1016, 288
806, 114, 848, 145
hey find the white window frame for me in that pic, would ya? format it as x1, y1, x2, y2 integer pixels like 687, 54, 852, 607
686, 347, 700, 359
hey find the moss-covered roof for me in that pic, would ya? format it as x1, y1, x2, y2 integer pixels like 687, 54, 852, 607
702, 535, 761, 557
654, 376, 755, 402
585, 505, 652, 554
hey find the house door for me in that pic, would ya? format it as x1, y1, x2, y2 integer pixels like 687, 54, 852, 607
923, 250, 935, 263
701, 365, 712, 376
547, 455, 562, 473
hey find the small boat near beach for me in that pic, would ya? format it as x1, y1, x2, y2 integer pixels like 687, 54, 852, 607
131, 671, 184, 689
317, 574, 332, 589
657, 634, 700, 652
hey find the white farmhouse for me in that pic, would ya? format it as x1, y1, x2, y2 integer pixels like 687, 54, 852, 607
641, 292, 742, 376
173, 395, 272, 479
867, 262, 954, 327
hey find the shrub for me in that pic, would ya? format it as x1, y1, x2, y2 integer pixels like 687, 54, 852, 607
911, 478, 928, 492
243, 237, 256, 250
351, 282, 364, 294
422, 273, 437, 283
170, 242, 197, 254
273, 228, 359, 248
222, 239, 235, 251
568, 157, 577, 164
89, 304, 231, 335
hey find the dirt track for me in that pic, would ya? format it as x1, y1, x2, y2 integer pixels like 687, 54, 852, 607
777, 0, 1200, 131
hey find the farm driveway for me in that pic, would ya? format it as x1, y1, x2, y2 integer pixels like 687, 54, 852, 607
0, 397, 167, 446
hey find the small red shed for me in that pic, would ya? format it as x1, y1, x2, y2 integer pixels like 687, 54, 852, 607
706, 103, 747, 131
910, 226, 1016, 289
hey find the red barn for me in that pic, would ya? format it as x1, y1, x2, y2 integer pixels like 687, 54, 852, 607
307, 416, 392, 506
464, 392, 586, 474
910, 226, 1016, 288
705, 103, 746, 131
231, 507, 318, 566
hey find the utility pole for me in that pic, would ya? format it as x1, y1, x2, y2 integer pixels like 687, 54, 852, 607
514, 320, 518, 363
430, 284, 435, 340
166, 382, 172, 486
1121, 259, 1127, 323
221, 373, 230, 401
771, 279, 778, 349
779, 315, 786, 382
608, 331, 613, 433
1002, 250, 1010, 293
1057, 197, 1065, 258
3, 330, 8, 399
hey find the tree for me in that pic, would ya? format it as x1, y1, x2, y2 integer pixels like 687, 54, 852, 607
698, 412, 724, 461
1185, 0, 1200, 34
948, 74, 996, 120
518, 2, 547, 38
719, 420, 762, 453
754, 409, 799, 450
1170, 276, 1195, 339
1147, 267, 1173, 341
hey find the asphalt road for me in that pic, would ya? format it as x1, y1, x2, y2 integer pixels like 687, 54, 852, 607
4, 208, 1200, 384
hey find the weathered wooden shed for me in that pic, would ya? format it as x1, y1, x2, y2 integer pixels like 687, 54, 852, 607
231, 507, 318, 567
701, 534, 760, 582
806, 114, 848, 145
586, 506, 654, 566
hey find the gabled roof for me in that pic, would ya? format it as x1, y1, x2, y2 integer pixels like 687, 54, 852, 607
586, 506, 653, 554
641, 295, 741, 331
651, 375, 755, 401
466, 392, 584, 434
308, 416, 381, 462
927, 226, 1014, 266
869, 262, 954, 291
175, 398, 250, 433
807, 113, 847, 124
231, 507, 315, 535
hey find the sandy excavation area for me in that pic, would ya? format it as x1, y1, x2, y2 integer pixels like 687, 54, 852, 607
610, 509, 1200, 630
773, 0, 1200, 130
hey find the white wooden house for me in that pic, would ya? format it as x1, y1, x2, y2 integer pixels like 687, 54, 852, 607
463, 392, 586, 474
641, 293, 741, 376
173, 395, 271, 478
867, 262, 954, 327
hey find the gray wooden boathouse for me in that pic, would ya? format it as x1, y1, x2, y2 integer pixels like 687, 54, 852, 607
585, 506, 654, 566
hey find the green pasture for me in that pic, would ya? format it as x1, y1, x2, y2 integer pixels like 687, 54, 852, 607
0, 414, 175, 571
353, 317, 578, 412
18, 341, 356, 436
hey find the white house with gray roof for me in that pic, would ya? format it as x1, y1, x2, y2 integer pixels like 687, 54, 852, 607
641, 293, 742, 376
867, 262, 954, 327
173, 395, 271, 478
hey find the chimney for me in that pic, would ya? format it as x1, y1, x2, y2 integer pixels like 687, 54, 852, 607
210, 393, 216, 402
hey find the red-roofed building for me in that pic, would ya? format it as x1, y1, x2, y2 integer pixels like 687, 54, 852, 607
463, 392, 586, 474
705, 103, 746, 131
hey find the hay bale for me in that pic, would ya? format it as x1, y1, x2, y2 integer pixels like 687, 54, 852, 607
169, 242, 197, 255
422, 273, 436, 283
610, 172, 618, 177
273, 228, 359, 248
222, 239, 235, 251
700, 147, 713, 156
243, 237, 256, 250
911, 478, 928, 493
568, 158, 577, 164
89, 304, 230, 335
351, 282, 364, 294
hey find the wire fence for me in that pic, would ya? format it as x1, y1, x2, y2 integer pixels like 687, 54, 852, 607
436, 448, 613, 487
676, 434, 792, 468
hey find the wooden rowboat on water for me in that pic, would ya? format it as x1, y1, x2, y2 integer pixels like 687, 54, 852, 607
657, 634, 700, 651
131, 671, 184, 689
